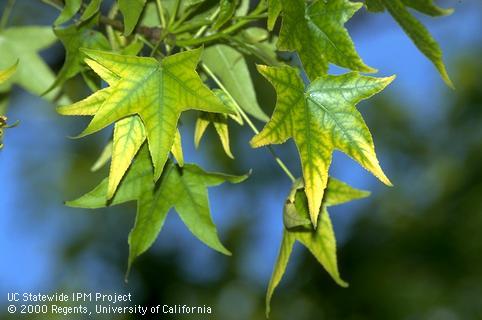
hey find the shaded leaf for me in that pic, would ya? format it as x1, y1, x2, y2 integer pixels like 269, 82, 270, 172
0, 26, 58, 98
55, 0, 82, 25
266, 178, 369, 317
80, 0, 102, 22
251, 65, 393, 227
118, 0, 147, 35
67, 146, 248, 275
203, 44, 269, 121
45, 19, 110, 93
366, 0, 453, 87
213, 0, 237, 30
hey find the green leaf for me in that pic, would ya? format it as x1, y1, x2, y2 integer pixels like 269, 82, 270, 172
213, 0, 237, 30
403, 0, 453, 17
0, 61, 17, 84
79, 0, 102, 22
266, 178, 369, 317
267, 0, 281, 30
367, 0, 453, 87
118, 0, 147, 35
45, 20, 110, 93
203, 44, 268, 121
0, 26, 58, 98
67, 146, 248, 275
61, 48, 231, 182
54, 0, 82, 25
251, 65, 393, 227
277, 0, 375, 80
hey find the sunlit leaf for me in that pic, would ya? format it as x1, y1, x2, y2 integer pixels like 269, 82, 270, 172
251, 65, 393, 226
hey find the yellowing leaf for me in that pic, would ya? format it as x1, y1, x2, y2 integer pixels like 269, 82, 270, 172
266, 178, 369, 317
67, 146, 248, 275
277, 0, 375, 80
195, 112, 234, 159
62, 48, 231, 182
251, 65, 393, 227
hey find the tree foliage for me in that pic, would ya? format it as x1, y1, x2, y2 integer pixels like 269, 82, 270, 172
0, 0, 454, 315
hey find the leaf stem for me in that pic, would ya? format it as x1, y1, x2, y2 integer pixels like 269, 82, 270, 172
155, 0, 167, 29
201, 63, 296, 182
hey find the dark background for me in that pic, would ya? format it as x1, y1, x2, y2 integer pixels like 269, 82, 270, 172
0, 1, 481, 319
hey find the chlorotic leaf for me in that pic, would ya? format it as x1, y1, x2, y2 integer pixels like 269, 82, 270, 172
171, 128, 184, 167
67, 146, 248, 275
194, 112, 234, 159
203, 44, 269, 122
68, 48, 231, 181
58, 89, 186, 199
45, 20, 110, 93
55, 0, 82, 25
266, 178, 369, 317
251, 65, 393, 227
277, 0, 375, 80
367, 0, 453, 87
118, 0, 147, 35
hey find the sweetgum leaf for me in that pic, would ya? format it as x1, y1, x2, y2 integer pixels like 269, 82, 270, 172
251, 65, 393, 227
203, 44, 269, 122
0, 26, 58, 98
67, 146, 248, 275
118, 0, 147, 35
194, 112, 234, 159
266, 178, 369, 317
60, 48, 230, 183
277, 0, 375, 80
366, 0, 453, 87
80, 0, 102, 22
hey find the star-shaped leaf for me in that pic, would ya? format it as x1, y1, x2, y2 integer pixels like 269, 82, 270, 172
251, 65, 393, 227
277, 0, 375, 80
0, 26, 58, 98
366, 0, 453, 87
45, 19, 110, 93
67, 145, 248, 275
58, 91, 184, 200
265, 178, 369, 317
65, 48, 231, 181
